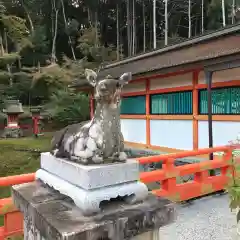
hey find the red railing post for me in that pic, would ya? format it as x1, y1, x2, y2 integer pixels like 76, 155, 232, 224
222, 147, 234, 184
194, 170, 209, 183
161, 158, 177, 194
0, 227, 4, 240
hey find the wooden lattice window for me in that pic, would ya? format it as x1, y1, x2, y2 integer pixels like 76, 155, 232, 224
199, 87, 240, 115
120, 95, 146, 114
150, 91, 193, 115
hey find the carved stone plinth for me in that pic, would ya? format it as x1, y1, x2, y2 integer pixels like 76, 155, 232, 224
36, 153, 148, 215
39, 152, 140, 190
2, 127, 23, 138
12, 181, 176, 240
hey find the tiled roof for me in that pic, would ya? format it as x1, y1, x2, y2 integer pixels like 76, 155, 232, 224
99, 35, 240, 78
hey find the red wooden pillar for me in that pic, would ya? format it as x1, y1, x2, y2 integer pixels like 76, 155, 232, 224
30, 107, 42, 137
32, 116, 40, 136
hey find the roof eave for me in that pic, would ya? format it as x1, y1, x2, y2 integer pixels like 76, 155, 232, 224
103, 24, 240, 70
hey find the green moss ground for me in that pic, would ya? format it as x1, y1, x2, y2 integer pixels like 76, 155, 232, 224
0, 133, 53, 229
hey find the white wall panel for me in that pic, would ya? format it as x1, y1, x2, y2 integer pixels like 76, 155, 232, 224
150, 73, 192, 90
150, 120, 193, 150
198, 121, 240, 148
121, 119, 146, 144
122, 81, 146, 93
198, 67, 240, 84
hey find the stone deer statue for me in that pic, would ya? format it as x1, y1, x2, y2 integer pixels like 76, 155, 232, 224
51, 69, 132, 164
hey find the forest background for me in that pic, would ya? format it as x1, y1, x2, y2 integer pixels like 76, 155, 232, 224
0, 0, 239, 128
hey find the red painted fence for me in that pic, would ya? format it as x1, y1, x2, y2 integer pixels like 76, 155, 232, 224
0, 145, 238, 239
0, 173, 35, 240
139, 145, 236, 201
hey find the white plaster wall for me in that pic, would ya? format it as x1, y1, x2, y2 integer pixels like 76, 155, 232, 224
121, 119, 146, 144
150, 120, 193, 150
198, 67, 240, 84
149, 72, 192, 90
198, 121, 240, 148
122, 81, 146, 93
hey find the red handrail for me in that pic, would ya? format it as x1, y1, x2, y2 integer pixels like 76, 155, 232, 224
0, 173, 35, 187
138, 145, 231, 164
0, 173, 35, 240
138, 145, 238, 201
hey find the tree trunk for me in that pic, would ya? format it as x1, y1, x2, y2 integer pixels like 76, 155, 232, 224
222, 0, 226, 27
26, 11, 34, 33
164, 0, 168, 45
0, 34, 4, 56
149, 2, 152, 49
51, 0, 59, 64
60, 0, 76, 60
232, 0, 236, 24
87, 7, 91, 26
188, 0, 191, 38
153, 0, 156, 49
4, 29, 8, 53
21, 1, 34, 33
195, 18, 198, 36
94, 11, 98, 47
127, 0, 131, 56
116, 3, 120, 60
7, 64, 12, 87
143, 0, 146, 52
51, 1, 55, 41
132, 0, 136, 55
201, 0, 204, 34
129, 0, 133, 56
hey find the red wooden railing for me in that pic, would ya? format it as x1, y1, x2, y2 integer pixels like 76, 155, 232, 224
0, 173, 35, 240
138, 145, 237, 201
0, 145, 238, 239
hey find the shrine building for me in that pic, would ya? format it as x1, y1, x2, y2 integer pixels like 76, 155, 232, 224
73, 25, 240, 153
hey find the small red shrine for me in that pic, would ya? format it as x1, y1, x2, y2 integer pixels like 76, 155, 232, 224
2, 100, 24, 138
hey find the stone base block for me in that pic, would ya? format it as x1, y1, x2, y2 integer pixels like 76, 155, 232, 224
12, 181, 175, 240
36, 169, 148, 216
1, 127, 23, 138
132, 230, 159, 240
40, 152, 140, 190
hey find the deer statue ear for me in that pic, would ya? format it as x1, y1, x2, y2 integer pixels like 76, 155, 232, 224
85, 69, 98, 86
119, 72, 132, 85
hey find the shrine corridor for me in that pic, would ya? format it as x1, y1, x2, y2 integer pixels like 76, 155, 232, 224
159, 193, 238, 240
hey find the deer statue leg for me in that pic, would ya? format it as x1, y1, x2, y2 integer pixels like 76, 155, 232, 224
111, 132, 127, 162
118, 132, 127, 161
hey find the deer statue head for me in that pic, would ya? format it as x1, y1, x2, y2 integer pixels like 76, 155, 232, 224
51, 68, 132, 165
85, 68, 131, 107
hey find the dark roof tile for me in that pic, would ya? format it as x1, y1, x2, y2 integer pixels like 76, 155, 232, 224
99, 35, 240, 78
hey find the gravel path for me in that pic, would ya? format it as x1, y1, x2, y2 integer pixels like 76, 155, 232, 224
159, 193, 239, 240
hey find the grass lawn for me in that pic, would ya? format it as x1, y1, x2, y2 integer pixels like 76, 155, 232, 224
0, 133, 53, 198
0, 133, 53, 229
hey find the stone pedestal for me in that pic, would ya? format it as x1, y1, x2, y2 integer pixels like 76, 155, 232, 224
2, 126, 23, 138
36, 153, 149, 215
12, 181, 175, 240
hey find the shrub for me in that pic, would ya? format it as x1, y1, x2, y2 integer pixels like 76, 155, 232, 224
45, 89, 90, 127
226, 136, 240, 225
